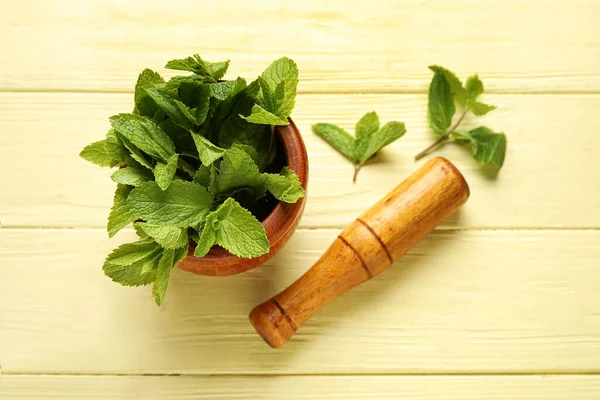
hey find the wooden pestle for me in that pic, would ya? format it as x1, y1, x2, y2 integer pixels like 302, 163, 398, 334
249, 157, 470, 348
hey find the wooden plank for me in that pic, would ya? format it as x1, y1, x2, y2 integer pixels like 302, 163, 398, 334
4, 374, 600, 400
0, 0, 599, 93
1, 92, 599, 229
2, 228, 599, 374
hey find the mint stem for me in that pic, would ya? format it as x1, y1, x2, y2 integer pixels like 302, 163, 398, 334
353, 162, 361, 183
415, 109, 468, 161
262, 125, 276, 171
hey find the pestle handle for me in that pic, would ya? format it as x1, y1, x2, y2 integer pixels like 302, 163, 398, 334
249, 157, 470, 348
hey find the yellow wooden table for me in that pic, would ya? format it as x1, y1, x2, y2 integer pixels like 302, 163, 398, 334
2, 1, 600, 398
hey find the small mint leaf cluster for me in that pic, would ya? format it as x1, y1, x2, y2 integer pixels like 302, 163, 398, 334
417, 65, 506, 167
312, 112, 406, 182
80, 54, 304, 306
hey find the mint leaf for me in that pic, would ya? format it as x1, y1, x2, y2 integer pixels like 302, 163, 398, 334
242, 104, 289, 126
464, 75, 496, 116
231, 143, 259, 165
199, 198, 269, 258
80, 139, 121, 168
134, 222, 150, 239
470, 101, 497, 116
144, 88, 195, 130
453, 127, 506, 168
134, 69, 164, 117
264, 167, 305, 203
241, 57, 298, 126
104, 238, 160, 266
138, 222, 189, 250
311, 123, 357, 162
193, 223, 216, 257
193, 165, 211, 186
127, 181, 213, 227
107, 184, 137, 238
216, 147, 266, 199
117, 133, 154, 171
191, 133, 225, 166
165, 54, 229, 80
103, 239, 163, 286
313, 112, 406, 182
429, 65, 467, 106
177, 82, 211, 125
355, 121, 406, 163
219, 117, 270, 165
355, 111, 380, 140
428, 69, 456, 135
152, 249, 175, 306
209, 78, 246, 100
259, 57, 298, 119
154, 154, 179, 190
111, 164, 153, 187
110, 114, 175, 162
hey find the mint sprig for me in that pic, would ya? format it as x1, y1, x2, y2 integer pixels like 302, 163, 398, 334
80, 55, 304, 306
312, 111, 406, 182
415, 65, 507, 168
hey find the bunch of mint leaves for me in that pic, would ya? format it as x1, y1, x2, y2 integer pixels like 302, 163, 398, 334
80, 55, 304, 306
415, 66, 507, 166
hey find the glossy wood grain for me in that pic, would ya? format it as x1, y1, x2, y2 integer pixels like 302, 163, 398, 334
177, 119, 308, 276
250, 158, 469, 347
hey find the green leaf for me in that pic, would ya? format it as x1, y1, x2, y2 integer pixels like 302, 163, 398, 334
137, 222, 189, 250
311, 123, 357, 162
111, 165, 153, 187
80, 139, 121, 168
127, 181, 213, 227
107, 184, 137, 238
216, 147, 266, 199
201, 198, 269, 258
453, 127, 506, 168
177, 82, 211, 125
152, 248, 175, 306
193, 164, 211, 186
165, 54, 229, 80
103, 239, 163, 286
117, 133, 154, 171
191, 133, 226, 166
231, 143, 259, 165
428, 70, 456, 135
109, 114, 175, 162
209, 78, 246, 100
205, 59, 230, 80
241, 104, 289, 126
105, 129, 129, 161
465, 74, 484, 101
104, 238, 160, 266
468, 127, 507, 168
134, 222, 150, 239
355, 111, 380, 141
264, 167, 305, 203
154, 154, 179, 190
134, 69, 164, 117
193, 223, 216, 257
429, 65, 467, 106
470, 101, 497, 116
219, 116, 270, 165
355, 121, 406, 163
260, 57, 298, 119
144, 88, 195, 130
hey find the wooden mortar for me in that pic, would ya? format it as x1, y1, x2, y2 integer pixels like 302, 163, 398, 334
249, 157, 469, 348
